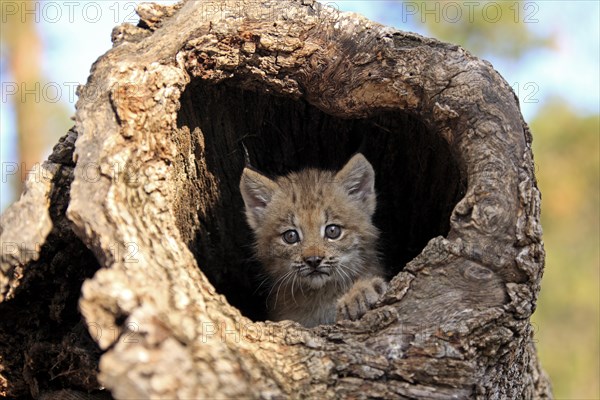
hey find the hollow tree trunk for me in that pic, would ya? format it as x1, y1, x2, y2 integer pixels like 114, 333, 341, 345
0, 1, 552, 398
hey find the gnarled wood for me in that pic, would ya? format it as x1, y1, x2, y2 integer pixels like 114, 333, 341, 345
0, 1, 551, 398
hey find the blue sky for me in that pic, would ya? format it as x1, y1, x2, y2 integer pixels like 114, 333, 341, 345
1, 0, 599, 212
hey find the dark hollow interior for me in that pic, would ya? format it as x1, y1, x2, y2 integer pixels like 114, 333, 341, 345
175, 80, 466, 321
0, 163, 105, 398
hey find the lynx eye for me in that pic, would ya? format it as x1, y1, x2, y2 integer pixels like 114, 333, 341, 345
324, 224, 342, 240
282, 230, 300, 244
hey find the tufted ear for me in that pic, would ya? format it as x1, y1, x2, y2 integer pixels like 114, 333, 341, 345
335, 154, 376, 216
240, 168, 278, 230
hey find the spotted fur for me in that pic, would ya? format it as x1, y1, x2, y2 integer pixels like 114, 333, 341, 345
240, 154, 387, 327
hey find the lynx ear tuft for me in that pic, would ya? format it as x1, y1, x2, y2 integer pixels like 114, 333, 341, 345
335, 154, 376, 216
240, 168, 278, 229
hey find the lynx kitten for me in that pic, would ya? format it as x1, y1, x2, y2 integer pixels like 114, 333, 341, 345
240, 154, 387, 327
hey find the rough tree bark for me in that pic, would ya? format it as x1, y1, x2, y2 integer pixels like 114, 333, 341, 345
0, 0, 551, 398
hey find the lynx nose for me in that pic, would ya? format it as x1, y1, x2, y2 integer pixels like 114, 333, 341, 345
304, 256, 323, 269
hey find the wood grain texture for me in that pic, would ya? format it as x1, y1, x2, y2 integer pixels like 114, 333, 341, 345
0, 0, 551, 398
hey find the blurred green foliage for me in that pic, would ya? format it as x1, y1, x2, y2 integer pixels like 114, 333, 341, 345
410, 1, 600, 398
530, 101, 599, 399
413, 1, 554, 58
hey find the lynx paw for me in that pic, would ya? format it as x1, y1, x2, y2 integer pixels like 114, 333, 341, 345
336, 277, 387, 322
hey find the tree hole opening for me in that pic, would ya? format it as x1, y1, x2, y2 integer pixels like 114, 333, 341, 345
174, 79, 466, 321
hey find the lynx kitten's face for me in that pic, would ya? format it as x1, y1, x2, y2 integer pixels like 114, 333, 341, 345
240, 154, 379, 295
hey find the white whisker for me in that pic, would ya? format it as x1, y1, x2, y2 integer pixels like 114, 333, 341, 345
291, 273, 298, 305
266, 270, 293, 306
274, 270, 295, 308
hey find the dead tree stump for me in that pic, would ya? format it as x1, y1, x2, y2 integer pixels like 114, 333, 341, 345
0, 1, 552, 398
